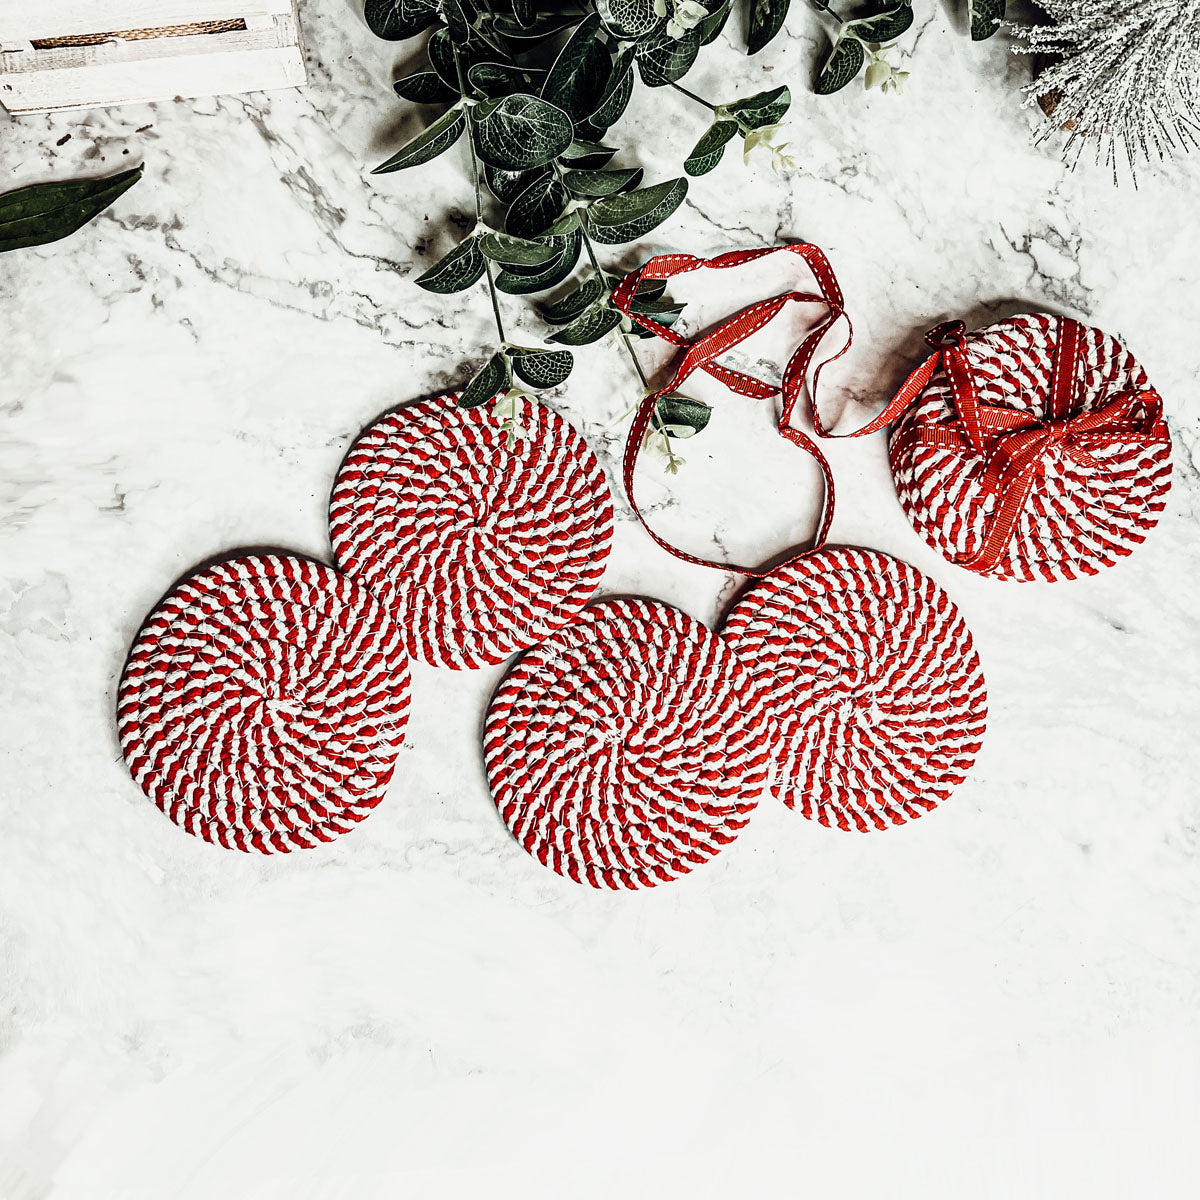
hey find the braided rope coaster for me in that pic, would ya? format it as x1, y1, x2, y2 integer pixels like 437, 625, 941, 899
484, 598, 770, 890
722, 548, 987, 833
118, 554, 411, 854
889, 314, 1172, 582
330, 393, 614, 670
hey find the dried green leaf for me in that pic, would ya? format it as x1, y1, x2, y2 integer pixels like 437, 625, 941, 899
394, 70, 457, 104
479, 231, 561, 267
655, 393, 711, 437
459, 352, 511, 409
850, 3, 913, 43
473, 94, 574, 170
485, 163, 546, 204
636, 29, 701, 89
414, 234, 485, 293
585, 177, 687, 244
587, 53, 635, 129
684, 120, 737, 176
542, 14, 612, 124
969, 0, 1006, 41
726, 85, 791, 131
746, 0, 791, 57
372, 107, 465, 173
562, 167, 644, 197
541, 274, 608, 324
559, 140, 620, 168
699, 0, 731, 46
508, 346, 575, 388
0, 166, 142, 253
595, 0, 661, 38
494, 232, 582, 293
547, 301, 623, 345
815, 36, 866, 96
506, 173, 569, 239
365, 0, 439, 41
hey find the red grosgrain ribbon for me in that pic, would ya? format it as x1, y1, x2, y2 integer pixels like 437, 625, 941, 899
611, 244, 853, 577
888, 317, 1167, 572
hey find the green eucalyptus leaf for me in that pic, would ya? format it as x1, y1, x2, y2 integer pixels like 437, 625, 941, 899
494, 232, 582, 293
485, 163, 546, 204
473, 94, 574, 170
372, 107, 465, 173
562, 166, 644, 197
542, 14, 613, 124
815, 35, 866, 95
585, 177, 687, 244
415, 234, 486, 294
850, 2, 913, 43
548, 301, 623, 345
541, 273, 608, 324
595, 0, 661, 38
468, 61, 544, 99
631, 277, 668, 302
508, 346, 575, 388
587, 54, 634, 129
365, 0, 439, 41
969, 0, 1006, 41
439, 0, 470, 40
655, 393, 711, 438
631, 297, 685, 322
684, 120, 737, 176
0, 166, 142, 253
543, 210, 583, 237
559, 140, 619, 168
479, 231, 561, 267
635, 29, 701, 88
458, 352, 510, 409
506, 173, 569, 239
726, 85, 791, 130
427, 27, 488, 90
746, 0, 791, 56
488, 13, 576, 39
699, 0, 731, 45
393, 70, 458, 104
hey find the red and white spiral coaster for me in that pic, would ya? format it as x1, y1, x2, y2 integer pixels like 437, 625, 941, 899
330, 392, 613, 670
887, 314, 1172, 582
118, 554, 411, 854
722, 548, 987, 833
484, 598, 770, 890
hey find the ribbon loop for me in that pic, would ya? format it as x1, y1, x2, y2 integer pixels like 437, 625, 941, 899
614, 244, 851, 578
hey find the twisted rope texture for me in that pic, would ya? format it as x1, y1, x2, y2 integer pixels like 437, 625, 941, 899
330, 393, 613, 670
890, 314, 1172, 581
484, 598, 770, 890
118, 555, 411, 853
722, 549, 987, 833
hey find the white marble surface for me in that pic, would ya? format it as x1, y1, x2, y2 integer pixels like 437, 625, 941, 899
2, 4, 1200, 1197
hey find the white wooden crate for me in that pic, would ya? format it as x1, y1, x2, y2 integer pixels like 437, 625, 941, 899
0, 1, 306, 114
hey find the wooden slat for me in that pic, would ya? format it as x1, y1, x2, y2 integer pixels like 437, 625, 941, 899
0, 9, 306, 113
0, 46, 305, 112
0, 2, 290, 43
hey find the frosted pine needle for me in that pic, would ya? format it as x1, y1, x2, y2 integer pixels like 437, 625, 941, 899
1011, 0, 1200, 179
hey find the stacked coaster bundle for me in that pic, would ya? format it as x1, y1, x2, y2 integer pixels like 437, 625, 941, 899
330, 392, 614, 669
483, 598, 769, 890
722, 548, 988, 833
117, 554, 411, 854
886, 314, 1172, 581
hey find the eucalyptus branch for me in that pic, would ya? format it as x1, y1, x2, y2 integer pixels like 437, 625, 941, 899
450, 42, 506, 346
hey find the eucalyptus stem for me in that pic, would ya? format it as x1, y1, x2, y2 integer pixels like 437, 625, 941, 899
575, 220, 681, 471
451, 43, 507, 346
669, 82, 718, 113
806, 0, 841, 16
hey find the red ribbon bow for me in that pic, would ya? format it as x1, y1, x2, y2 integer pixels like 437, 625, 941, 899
891, 317, 1167, 572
